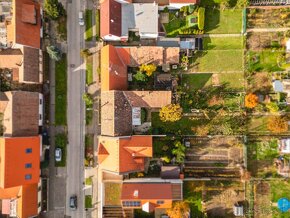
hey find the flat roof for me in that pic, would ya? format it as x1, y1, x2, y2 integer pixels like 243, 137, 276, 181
121, 3, 158, 37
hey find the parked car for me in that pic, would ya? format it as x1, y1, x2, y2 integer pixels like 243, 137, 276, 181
79, 11, 84, 26
69, 195, 77, 210
55, 148, 62, 162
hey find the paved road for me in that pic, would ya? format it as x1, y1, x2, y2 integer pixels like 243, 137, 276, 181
66, 0, 86, 217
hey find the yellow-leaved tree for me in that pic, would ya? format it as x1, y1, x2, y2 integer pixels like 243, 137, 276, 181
167, 201, 190, 218
267, 116, 288, 133
139, 64, 157, 77
159, 104, 182, 122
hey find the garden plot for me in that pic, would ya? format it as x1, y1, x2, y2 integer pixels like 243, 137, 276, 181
246, 32, 285, 50
247, 72, 273, 93
184, 136, 244, 178
247, 8, 290, 28
247, 180, 290, 217
184, 181, 245, 218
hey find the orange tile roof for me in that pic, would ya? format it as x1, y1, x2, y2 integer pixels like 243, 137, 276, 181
0, 137, 40, 189
9, 0, 41, 48
101, 45, 129, 91
98, 136, 152, 174
100, 0, 122, 38
19, 184, 38, 218
0, 184, 38, 218
121, 183, 173, 200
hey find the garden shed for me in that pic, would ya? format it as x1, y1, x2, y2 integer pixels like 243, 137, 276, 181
161, 166, 180, 179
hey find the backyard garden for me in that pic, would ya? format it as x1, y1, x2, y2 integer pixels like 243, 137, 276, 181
184, 180, 245, 218
161, 5, 205, 37
247, 8, 290, 28
188, 36, 244, 73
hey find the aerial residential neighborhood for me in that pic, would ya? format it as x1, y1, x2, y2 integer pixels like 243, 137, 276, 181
1, 0, 290, 217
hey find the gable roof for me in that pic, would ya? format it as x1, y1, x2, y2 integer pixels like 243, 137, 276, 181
22, 46, 40, 83
0, 91, 39, 137
7, 0, 41, 48
98, 136, 152, 174
100, 0, 122, 38
101, 91, 132, 136
170, 0, 198, 3
101, 45, 129, 91
121, 183, 173, 200
101, 90, 171, 136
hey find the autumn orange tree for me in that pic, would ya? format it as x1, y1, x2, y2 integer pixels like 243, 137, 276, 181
159, 104, 182, 122
167, 201, 190, 218
245, 93, 258, 108
267, 116, 288, 133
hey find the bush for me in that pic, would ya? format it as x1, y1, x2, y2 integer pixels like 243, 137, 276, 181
133, 71, 147, 82
44, 0, 65, 20
197, 7, 205, 30
266, 102, 279, 113
46, 45, 62, 61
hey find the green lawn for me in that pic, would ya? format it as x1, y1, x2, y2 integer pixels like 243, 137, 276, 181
247, 50, 285, 72
193, 50, 244, 72
270, 180, 290, 202
85, 195, 93, 208
205, 9, 242, 34
181, 73, 212, 90
55, 55, 67, 126
86, 57, 93, 85
95, 9, 100, 38
55, 134, 67, 167
104, 183, 122, 206
203, 36, 244, 50
218, 73, 245, 90
152, 112, 209, 135
85, 10, 93, 41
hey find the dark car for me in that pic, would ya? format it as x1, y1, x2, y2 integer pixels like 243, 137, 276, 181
69, 195, 77, 210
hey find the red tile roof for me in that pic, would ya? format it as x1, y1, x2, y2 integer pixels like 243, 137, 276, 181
100, 0, 122, 38
121, 183, 173, 200
15, 0, 41, 48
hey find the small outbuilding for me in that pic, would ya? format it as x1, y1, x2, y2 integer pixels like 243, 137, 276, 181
233, 203, 244, 217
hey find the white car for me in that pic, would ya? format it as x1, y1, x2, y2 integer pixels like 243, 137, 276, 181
79, 12, 84, 26
55, 148, 62, 162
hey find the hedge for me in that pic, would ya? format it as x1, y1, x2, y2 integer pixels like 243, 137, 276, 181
198, 7, 205, 30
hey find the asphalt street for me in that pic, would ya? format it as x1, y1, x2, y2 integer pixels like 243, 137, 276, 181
66, 0, 86, 217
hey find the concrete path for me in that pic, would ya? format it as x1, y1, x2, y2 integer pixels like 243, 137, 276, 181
247, 27, 290, 32
199, 33, 243, 37
65, 0, 86, 217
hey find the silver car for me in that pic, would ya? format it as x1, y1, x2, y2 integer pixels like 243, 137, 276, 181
55, 148, 62, 162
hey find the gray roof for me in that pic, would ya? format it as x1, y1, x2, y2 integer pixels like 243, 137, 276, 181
121, 3, 158, 37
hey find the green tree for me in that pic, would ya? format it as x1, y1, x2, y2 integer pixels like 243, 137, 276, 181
172, 141, 186, 164
133, 71, 147, 82
44, 0, 65, 20
266, 102, 279, 113
159, 104, 182, 122
46, 45, 62, 61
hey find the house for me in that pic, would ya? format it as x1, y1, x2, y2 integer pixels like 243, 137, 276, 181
0, 91, 43, 137
0, 136, 41, 188
101, 90, 171, 136
5, 0, 42, 49
100, 0, 199, 41
98, 135, 152, 175
0, 136, 41, 218
101, 44, 180, 91
0, 47, 43, 83
121, 179, 183, 212
100, 0, 158, 41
